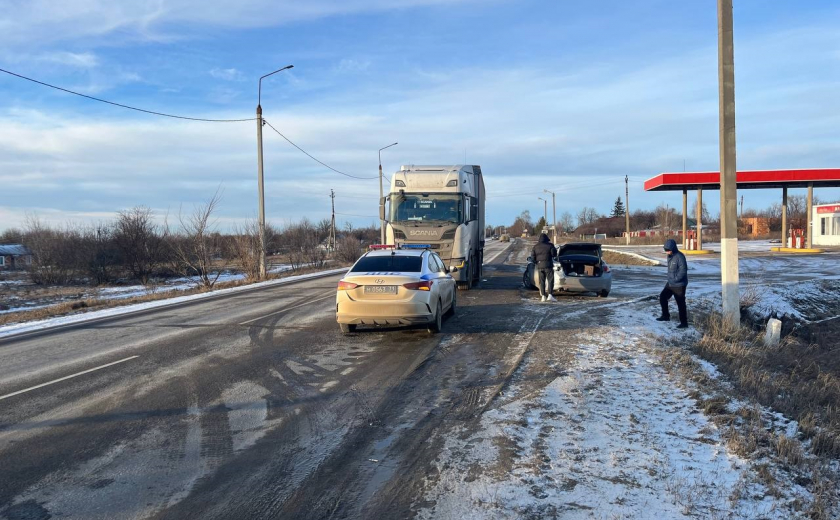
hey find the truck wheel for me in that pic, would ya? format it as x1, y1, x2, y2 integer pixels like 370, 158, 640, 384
457, 262, 472, 291
339, 323, 356, 334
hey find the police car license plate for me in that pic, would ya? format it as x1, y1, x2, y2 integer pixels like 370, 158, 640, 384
365, 285, 398, 294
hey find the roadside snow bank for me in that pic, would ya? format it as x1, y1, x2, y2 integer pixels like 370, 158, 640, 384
0, 268, 348, 339
418, 324, 797, 519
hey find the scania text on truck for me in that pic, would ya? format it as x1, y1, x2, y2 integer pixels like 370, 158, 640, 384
380, 165, 486, 289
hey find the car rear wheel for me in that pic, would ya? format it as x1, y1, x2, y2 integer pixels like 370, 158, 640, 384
339, 323, 357, 334
598, 289, 609, 298
428, 301, 443, 333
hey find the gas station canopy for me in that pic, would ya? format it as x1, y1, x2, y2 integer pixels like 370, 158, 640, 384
644, 168, 840, 192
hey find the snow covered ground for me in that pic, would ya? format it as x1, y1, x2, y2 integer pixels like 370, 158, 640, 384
0, 268, 348, 339
416, 249, 840, 519
418, 310, 813, 519
0, 264, 300, 315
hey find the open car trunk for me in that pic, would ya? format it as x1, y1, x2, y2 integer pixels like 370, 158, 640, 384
557, 244, 603, 278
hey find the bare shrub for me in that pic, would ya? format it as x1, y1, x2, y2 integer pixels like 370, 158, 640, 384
232, 219, 263, 281
335, 236, 363, 264
77, 223, 121, 285
114, 207, 169, 285
23, 216, 76, 285
172, 191, 225, 288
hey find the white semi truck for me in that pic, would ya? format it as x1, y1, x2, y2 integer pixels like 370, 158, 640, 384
380, 165, 486, 289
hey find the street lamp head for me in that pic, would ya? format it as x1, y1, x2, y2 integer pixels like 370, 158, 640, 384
258, 64, 295, 106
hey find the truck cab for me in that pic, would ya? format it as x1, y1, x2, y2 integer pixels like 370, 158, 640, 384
382, 165, 485, 289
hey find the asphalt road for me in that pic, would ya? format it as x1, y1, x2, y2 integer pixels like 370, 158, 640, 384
0, 239, 672, 520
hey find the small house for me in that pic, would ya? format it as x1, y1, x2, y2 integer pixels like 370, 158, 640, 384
0, 244, 33, 270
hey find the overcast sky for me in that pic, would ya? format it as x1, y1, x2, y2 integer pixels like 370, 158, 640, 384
2, 0, 839, 231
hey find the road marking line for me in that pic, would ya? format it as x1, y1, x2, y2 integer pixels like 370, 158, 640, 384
239, 293, 335, 325
0, 355, 140, 401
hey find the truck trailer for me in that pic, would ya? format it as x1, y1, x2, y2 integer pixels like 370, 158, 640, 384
380, 165, 485, 289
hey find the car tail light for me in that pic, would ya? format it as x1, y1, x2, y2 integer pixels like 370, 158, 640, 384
337, 281, 358, 291
602, 265, 610, 273
403, 280, 433, 291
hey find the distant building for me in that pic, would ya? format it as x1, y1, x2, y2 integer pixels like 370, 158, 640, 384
0, 244, 32, 270
813, 204, 840, 246
739, 217, 771, 237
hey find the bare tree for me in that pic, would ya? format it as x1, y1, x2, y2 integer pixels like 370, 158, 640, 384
558, 211, 575, 234
787, 194, 807, 229
115, 207, 168, 285
172, 191, 225, 289
23, 215, 75, 285
231, 219, 263, 281
691, 197, 711, 223
576, 207, 600, 227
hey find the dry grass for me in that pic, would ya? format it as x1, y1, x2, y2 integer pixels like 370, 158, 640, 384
0, 263, 343, 327
691, 313, 840, 460
655, 317, 840, 519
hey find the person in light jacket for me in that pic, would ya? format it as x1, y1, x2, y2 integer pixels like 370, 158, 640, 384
531, 233, 558, 302
658, 238, 689, 328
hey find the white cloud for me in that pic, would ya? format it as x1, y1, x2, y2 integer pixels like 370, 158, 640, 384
35, 51, 99, 68
0, 0, 476, 48
209, 68, 244, 81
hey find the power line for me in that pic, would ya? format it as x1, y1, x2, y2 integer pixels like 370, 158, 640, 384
0, 67, 255, 122
262, 119, 379, 180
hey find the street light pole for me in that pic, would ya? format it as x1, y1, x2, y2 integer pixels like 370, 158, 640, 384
256, 64, 294, 279
543, 189, 556, 243
717, 0, 740, 327
378, 142, 398, 244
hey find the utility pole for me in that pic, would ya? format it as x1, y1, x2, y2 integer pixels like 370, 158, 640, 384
544, 189, 556, 243
538, 197, 547, 231
329, 189, 337, 251
625, 175, 630, 245
379, 142, 398, 244
256, 64, 294, 279
718, 0, 740, 327
256, 105, 267, 279
740, 195, 744, 218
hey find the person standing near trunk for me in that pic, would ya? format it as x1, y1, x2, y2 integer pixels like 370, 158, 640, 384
658, 238, 689, 328
532, 232, 558, 302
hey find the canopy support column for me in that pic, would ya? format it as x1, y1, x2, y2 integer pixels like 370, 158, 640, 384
682, 190, 688, 248
697, 188, 703, 250
781, 187, 788, 247
807, 183, 814, 249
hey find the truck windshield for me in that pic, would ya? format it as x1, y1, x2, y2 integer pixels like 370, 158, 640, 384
389, 194, 462, 223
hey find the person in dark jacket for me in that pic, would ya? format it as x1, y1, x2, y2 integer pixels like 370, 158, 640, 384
531, 233, 558, 302
658, 238, 689, 328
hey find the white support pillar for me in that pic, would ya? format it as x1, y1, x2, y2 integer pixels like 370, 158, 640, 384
718, 0, 740, 327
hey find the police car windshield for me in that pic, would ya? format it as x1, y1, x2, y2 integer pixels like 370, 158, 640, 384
351, 256, 423, 273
